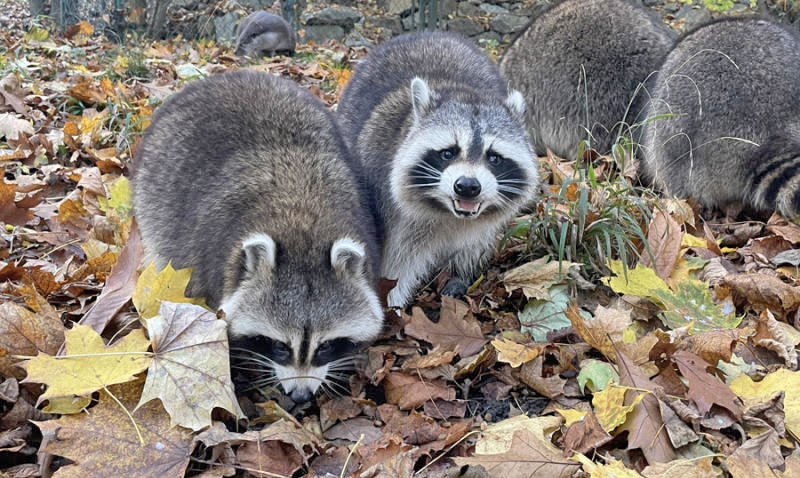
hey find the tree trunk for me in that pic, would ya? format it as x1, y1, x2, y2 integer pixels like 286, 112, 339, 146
29, 0, 48, 18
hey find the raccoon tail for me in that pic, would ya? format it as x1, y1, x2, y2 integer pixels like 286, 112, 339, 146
750, 137, 800, 219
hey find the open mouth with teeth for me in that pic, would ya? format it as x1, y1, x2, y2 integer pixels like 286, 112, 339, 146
452, 199, 482, 217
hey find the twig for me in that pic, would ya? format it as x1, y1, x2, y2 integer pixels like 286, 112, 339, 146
415, 430, 479, 476
341, 433, 364, 478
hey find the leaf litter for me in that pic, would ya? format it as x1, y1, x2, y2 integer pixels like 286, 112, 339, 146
1, 3, 800, 477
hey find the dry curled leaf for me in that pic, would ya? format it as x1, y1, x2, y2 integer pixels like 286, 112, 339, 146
403, 296, 487, 356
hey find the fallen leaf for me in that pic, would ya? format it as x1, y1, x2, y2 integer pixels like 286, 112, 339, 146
655, 280, 741, 334
0, 113, 33, 140
0, 181, 38, 226
138, 302, 243, 431
574, 453, 643, 477
731, 429, 783, 469
0, 295, 65, 377
673, 350, 742, 420
132, 262, 206, 319
382, 372, 455, 410
726, 452, 784, 478
592, 385, 643, 433
519, 355, 567, 399
640, 210, 682, 280
403, 296, 487, 356
562, 411, 612, 455
492, 337, 542, 368
34, 380, 192, 478
731, 369, 800, 437
723, 273, 800, 318
476, 415, 563, 455
567, 303, 632, 361
22, 325, 151, 401
641, 457, 720, 478
577, 359, 619, 393
520, 284, 587, 341
453, 429, 579, 478
500, 256, 577, 299
323, 417, 382, 444
402, 346, 458, 370
80, 222, 142, 334
602, 260, 669, 299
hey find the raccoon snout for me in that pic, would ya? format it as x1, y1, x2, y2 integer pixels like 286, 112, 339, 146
290, 388, 313, 402
454, 176, 481, 198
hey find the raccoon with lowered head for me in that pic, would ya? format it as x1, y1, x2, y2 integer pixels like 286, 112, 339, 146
500, 0, 674, 159
235, 11, 296, 57
337, 32, 539, 307
133, 71, 382, 402
641, 18, 800, 218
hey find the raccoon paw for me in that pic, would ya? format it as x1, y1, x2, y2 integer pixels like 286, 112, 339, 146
441, 278, 469, 298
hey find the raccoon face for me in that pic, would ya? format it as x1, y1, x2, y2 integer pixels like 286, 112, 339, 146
222, 234, 383, 402
390, 77, 538, 222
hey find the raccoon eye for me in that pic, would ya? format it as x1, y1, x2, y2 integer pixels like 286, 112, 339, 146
232, 336, 292, 364
487, 152, 504, 166
439, 148, 456, 161
312, 338, 360, 366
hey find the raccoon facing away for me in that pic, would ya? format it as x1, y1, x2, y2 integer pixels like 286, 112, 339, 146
500, 0, 674, 159
641, 18, 800, 218
235, 11, 296, 57
134, 71, 382, 402
337, 32, 539, 308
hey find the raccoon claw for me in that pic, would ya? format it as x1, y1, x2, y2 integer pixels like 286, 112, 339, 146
441, 278, 469, 298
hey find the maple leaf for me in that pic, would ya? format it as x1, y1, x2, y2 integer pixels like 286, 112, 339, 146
0, 295, 65, 378
132, 262, 206, 319
562, 411, 612, 456
0, 113, 33, 140
22, 324, 151, 401
616, 350, 676, 464
454, 429, 579, 478
723, 273, 800, 318
640, 210, 683, 280
641, 457, 721, 478
138, 302, 244, 431
476, 415, 563, 455
403, 296, 487, 356
500, 256, 577, 299
382, 372, 455, 410
601, 260, 669, 299
731, 369, 800, 437
655, 280, 741, 334
575, 453, 643, 477
492, 337, 542, 368
567, 302, 632, 361
672, 350, 743, 420
520, 284, 589, 341
34, 380, 193, 478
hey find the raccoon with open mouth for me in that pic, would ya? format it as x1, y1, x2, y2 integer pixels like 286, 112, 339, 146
133, 71, 382, 402
337, 32, 539, 307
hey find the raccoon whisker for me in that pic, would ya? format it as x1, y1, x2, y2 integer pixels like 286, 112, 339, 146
497, 179, 530, 185
230, 348, 278, 365
322, 378, 350, 397
497, 185, 527, 196
231, 365, 274, 373
409, 173, 441, 181
416, 160, 442, 175
231, 357, 276, 368
327, 354, 360, 365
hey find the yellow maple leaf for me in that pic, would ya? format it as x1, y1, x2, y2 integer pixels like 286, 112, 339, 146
681, 234, 707, 248
574, 453, 643, 477
22, 324, 151, 400
601, 260, 669, 300
592, 385, 644, 433
132, 262, 206, 319
491, 337, 541, 368
731, 369, 800, 437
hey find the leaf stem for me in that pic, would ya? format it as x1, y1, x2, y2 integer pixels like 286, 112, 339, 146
103, 386, 144, 445
340, 433, 364, 478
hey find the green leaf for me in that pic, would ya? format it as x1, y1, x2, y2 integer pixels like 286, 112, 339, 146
601, 260, 669, 299
654, 279, 742, 334
519, 285, 589, 341
577, 359, 619, 394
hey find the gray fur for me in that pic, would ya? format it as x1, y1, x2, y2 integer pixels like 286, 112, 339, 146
134, 71, 382, 400
500, 0, 674, 159
338, 32, 539, 307
641, 18, 800, 218
235, 11, 295, 57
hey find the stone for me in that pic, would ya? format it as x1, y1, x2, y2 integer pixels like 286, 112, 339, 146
170, 0, 203, 9
447, 17, 484, 36
344, 29, 373, 47
480, 3, 508, 14
246, 0, 273, 8
214, 11, 240, 42
381, 0, 413, 16
303, 24, 346, 43
305, 7, 363, 26
489, 13, 528, 34
458, 2, 482, 17
440, 0, 459, 16
474, 30, 502, 45
674, 4, 712, 30
366, 15, 403, 34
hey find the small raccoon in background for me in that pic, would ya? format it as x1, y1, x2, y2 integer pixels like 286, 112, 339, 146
235, 11, 296, 57
134, 71, 382, 402
641, 18, 800, 218
337, 32, 539, 308
500, 0, 674, 159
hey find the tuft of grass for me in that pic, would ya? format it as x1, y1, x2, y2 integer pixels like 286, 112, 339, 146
509, 138, 660, 276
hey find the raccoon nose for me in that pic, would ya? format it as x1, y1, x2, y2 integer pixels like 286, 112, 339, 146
454, 177, 481, 198
290, 388, 312, 402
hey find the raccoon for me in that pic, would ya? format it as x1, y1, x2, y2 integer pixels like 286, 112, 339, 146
337, 32, 539, 308
641, 18, 800, 218
235, 11, 296, 57
499, 0, 674, 159
133, 71, 382, 402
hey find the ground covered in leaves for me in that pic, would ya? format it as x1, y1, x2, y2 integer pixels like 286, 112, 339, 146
3, 3, 800, 478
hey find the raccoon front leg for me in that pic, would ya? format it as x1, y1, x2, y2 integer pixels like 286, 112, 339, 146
441, 245, 491, 298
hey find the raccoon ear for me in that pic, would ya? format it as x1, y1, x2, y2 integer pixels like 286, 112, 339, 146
331, 237, 366, 277
241, 233, 277, 275
410, 77, 434, 123
505, 90, 526, 121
